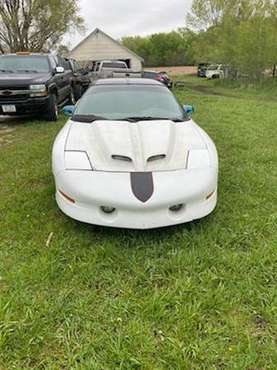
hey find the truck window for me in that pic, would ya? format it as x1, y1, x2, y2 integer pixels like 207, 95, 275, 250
102, 62, 126, 69
0, 55, 50, 73
73, 61, 82, 71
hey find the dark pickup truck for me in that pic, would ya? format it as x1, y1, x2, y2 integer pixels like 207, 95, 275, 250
65, 58, 90, 99
0, 53, 77, 121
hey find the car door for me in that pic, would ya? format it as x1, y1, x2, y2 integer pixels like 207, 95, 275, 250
57, 56, 72, 101
50, 55, 65, 103
73, 60, 90, 90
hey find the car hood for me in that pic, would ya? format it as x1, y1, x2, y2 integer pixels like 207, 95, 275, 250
65, 120, 207, 172
0, 72, 51, 87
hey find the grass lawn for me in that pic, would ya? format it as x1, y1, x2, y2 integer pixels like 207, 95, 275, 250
0, 78, 276, 369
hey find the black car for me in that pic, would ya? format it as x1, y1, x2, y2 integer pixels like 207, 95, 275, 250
197, 63, 209, 78
65, 58, 90, 100
0, 53, 76, 121
143, 71, 173, 89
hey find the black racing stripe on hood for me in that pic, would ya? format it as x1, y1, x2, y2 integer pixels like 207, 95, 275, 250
130, 172, 154, 203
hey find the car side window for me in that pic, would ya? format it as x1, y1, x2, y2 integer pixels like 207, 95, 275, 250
56, 56, 69, 70
64, 60, 71, 71
73, 61, 82, 72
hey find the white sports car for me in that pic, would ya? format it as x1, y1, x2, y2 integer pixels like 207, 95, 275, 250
52, 78, 218, 229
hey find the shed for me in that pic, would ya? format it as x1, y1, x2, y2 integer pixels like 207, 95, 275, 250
70, 28, 144, 72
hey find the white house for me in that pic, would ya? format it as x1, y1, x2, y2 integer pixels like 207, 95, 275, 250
70, 28, 144, 72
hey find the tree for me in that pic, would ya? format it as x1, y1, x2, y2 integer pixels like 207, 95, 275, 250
188, 0, 277, 80
122, 30, 196, 67
0, 0, 84, 53
56, 44, 70, 57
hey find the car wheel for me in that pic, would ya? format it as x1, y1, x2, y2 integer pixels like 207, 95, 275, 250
45, 94, 58, 122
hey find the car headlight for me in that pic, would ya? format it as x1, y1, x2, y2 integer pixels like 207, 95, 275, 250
187, 149, 210, 169
65, 151, 93, 171
29, 84, 47, 97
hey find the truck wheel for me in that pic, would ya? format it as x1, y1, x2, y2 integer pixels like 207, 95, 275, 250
45, 94, 58, 121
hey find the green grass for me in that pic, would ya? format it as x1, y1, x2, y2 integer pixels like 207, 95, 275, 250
174, 74, 277, 102
0, 78, 276, 369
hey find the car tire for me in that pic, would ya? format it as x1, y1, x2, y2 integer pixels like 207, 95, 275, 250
45, 94, 58, 122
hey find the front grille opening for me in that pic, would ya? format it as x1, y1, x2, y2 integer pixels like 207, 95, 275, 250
100, 206, 116, 214
112, 155, 132, 162
147, 154, 166, 162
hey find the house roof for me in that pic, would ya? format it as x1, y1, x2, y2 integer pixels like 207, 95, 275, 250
70, 28, 144, 62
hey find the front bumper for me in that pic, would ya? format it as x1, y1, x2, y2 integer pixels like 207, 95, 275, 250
0, 96, 50, 115
54, 168, 218, 229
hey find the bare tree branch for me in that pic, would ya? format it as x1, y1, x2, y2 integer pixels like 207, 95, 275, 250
0, 0, 84, 52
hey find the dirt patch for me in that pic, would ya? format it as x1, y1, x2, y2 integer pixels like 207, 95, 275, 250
149, 66, 197, 76
175, 81, 242, 99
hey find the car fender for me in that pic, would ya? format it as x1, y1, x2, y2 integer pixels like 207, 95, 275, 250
190, 121, 219, 170
52, 120, 73, 175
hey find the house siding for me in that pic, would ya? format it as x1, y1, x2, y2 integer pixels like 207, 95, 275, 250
70, 30, 143, 72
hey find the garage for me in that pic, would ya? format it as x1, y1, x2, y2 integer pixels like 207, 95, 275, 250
70, 28, 144, 72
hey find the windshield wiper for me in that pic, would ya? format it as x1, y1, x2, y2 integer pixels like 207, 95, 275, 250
72, 114, 108, 123
118, 116, 185, 122
72, 115, 186, 123
0, 69, 14, 73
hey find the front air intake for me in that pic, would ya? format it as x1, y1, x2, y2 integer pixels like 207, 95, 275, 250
147, 154, 166, 162
111, 155, 132, 162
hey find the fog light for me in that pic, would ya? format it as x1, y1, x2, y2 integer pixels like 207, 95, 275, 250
169, 204, 184, 212
101, 206, 116, 214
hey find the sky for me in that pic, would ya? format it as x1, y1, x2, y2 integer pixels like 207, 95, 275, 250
68, 0, 193, 48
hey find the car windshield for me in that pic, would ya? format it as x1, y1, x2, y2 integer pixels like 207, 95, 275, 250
74, 85, 188, 122
0, 56, 50, 73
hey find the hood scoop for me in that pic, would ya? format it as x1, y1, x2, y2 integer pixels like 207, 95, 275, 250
147, 154, 166, 162
112, 154, 132, 162
66, 121, 205, 172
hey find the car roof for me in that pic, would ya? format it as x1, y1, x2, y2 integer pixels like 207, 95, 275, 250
94, 78, 164, 86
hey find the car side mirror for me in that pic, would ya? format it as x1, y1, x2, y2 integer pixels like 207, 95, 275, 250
63, 105, 75, 116
55, 66, 65, 74
183, 105, 195, 115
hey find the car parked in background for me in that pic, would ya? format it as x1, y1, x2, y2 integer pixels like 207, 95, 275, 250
206, 64, 225, 79
197, 63, 209, 77
0, 53, 75, 121
159, 71, 173, 88
65, 58, 90, 100
143, 71, 173, 88
90, 60, 141, 80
